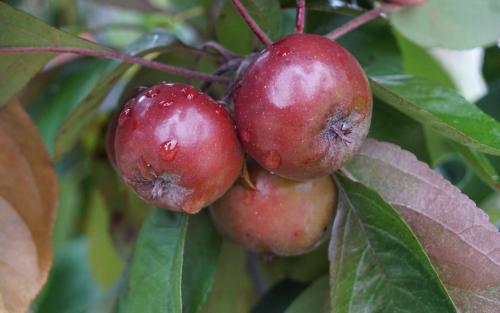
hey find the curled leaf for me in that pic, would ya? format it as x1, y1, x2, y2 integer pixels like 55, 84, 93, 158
0, 99, 57, 313
345, 139, 500, 312
0, 198, 40, 313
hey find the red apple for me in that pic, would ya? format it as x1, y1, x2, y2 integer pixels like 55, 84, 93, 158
210, 163, 337, 256
233, 33, 372, 180
112, 82, 244, 214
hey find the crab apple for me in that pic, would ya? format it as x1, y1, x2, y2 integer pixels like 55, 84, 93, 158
112, 82, 244, 214
233, 33, 372, 180
210, 164, 337, 256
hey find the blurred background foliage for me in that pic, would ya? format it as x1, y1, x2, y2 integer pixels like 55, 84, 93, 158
3, 0, 499, 312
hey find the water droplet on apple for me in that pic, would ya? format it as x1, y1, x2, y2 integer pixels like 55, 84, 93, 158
263, 150, 281, 170
181, 87, 194, 100
277, 47, 291, 57
214, 103, 225, 114
159, 139, 178, 161
118, 107, 132, 126
144, 87, 161, 98
159, 100, 174, 108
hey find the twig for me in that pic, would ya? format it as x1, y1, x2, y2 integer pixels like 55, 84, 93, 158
201, 41, 240, 60
0, 47, 231, 84
326, 4, 397, 41
201, 57, 243, 91
296, 0, 305, 33
231, 0, 272, 47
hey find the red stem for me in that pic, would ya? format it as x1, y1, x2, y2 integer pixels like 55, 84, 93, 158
296, 0, 305, 33
0, 47, 231, 84
201, 41, 240, 60
201, 57, 243, 91
326, 4, 396, 41
231, 0, 272, 47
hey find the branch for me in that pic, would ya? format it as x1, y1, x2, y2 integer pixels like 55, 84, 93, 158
326, 4, 397, 41
296, 0, 305, 33
201, 41, 240, 60
0, 47, 231, 84
201, 57, 243, 91
231, 0, 272, 47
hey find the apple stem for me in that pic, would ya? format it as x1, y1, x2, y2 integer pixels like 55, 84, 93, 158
201, 41, 240, 60
231, 0, 272, 47
0, 47, 231, 84
201, 57, 244, 91
296, 0, 305, 33
326, 4, 397, 41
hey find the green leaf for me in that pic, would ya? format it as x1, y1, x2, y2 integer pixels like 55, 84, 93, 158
284, 276, 329, 313
336, 11, 492, 168
393, 30, 454, 88
28, 59, 110, 156
369, 73, 500, 156
392, 25, 499, 190
340, 21, 401, 72
215, 2, 255, 54
117, 209, 221, 313
34, 239, 102, 313
329, 176, 456, 313
86, 190, 125, 289
240, 0, 282, 41
389, 0, 500, 49
333, 19, 500, 159
216, 0, 282, 53
182, 212, 222, 313
51, 174, 84, 249
92, 161, 150, 260
199, 242, 255, 313
369, 100, 430, 164
0, 2, 106, 107
54, 30, 177, 158
345, 139, 500, 312
453, 143, 500, 190
480, 193, 500, 227
117, 209, 188, 313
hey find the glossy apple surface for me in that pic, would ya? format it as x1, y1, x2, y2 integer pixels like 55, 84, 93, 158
210, 164, 337, 256
112, 83, 244, 214
233, 33, 372, 180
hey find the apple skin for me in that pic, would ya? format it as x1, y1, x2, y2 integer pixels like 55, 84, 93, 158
112, 83, 244, 214
210, 164, 337, 256
233, 33, 372, 180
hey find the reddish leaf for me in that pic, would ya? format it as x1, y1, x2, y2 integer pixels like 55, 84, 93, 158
345, 139, 500, 313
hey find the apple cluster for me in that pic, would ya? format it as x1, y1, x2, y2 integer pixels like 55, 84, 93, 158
108, 34, 372, 256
